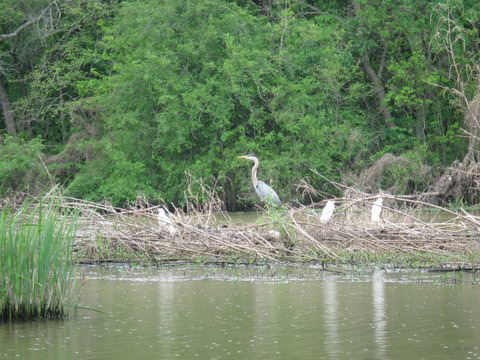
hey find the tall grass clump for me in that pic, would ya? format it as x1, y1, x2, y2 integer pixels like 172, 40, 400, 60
0, 201, 77, 321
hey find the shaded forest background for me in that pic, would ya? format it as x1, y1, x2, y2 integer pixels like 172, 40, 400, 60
1, 0, 480, 210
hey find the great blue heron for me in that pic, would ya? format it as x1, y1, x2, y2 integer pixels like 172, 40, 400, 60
238, 154, 281, 206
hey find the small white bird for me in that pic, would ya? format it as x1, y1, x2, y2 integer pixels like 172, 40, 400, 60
320, 200, 335, 223
158, 207, 177, 235
371, 197, 383, 224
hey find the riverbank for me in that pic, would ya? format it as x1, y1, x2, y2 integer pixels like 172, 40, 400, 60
75, 254, 480, 273
67, 195, 480, 271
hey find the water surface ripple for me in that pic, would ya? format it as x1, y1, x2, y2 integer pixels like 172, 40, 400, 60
1, 268, 479, 359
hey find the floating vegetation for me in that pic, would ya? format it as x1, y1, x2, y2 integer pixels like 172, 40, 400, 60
65, 189, 480, 269
0, 200, 77, 321
5, 176, 480, 273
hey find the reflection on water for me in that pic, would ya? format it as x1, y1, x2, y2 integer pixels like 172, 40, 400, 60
372, 271, 387, 360
324, 279, 338, 359
1, 268, 480, 359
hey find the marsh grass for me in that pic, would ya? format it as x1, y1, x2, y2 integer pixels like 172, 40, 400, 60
0, 201, 77, 321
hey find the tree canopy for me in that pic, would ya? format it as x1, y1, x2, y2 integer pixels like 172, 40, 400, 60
1, 0, 479, 209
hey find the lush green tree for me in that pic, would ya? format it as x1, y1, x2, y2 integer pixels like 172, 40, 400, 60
64, 0, 367, 207
1, 0, 479, 208
0, 0, 117, 194
0, 0, 58, 136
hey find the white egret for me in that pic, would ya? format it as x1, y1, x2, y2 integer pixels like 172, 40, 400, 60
158, 206, 177, 235
371, 197, 383, 224
320, 200, 335, 223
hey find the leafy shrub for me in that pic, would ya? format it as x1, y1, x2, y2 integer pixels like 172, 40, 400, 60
0, 137, 46, 196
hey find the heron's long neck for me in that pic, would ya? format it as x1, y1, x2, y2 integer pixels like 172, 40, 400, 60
251, 159, 259, 188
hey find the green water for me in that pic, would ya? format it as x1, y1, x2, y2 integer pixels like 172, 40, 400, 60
1, 267, 480, 359
221, 208, 468, 226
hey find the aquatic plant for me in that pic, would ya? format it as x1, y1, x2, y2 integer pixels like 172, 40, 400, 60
0, 201, 77, 321
436, 271, 464, 285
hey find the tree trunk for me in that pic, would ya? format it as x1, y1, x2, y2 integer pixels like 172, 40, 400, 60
361, 51, 394, 128
0, 80, 16, 136
465, 93, 480, 162
351, 1, 394, 128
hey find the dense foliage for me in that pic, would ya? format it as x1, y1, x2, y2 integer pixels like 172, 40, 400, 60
1, 0, 479, 209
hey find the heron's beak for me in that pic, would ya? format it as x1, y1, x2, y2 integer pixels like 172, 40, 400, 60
238, 156, 247, 159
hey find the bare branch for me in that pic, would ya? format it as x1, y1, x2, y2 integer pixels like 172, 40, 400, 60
0, 1, 56, 41
377, 37, 388, 79
298, 1, 343, 22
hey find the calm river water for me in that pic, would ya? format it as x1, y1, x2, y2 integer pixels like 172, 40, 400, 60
1, 266, 479, 359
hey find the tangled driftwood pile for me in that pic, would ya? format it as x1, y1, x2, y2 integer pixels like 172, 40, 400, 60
59, 194, 480, 264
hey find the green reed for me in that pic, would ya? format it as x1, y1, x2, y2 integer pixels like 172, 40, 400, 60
0, 201, 77, 321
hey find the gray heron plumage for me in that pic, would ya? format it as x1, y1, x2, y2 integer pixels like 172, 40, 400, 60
238, 154, 281, 206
